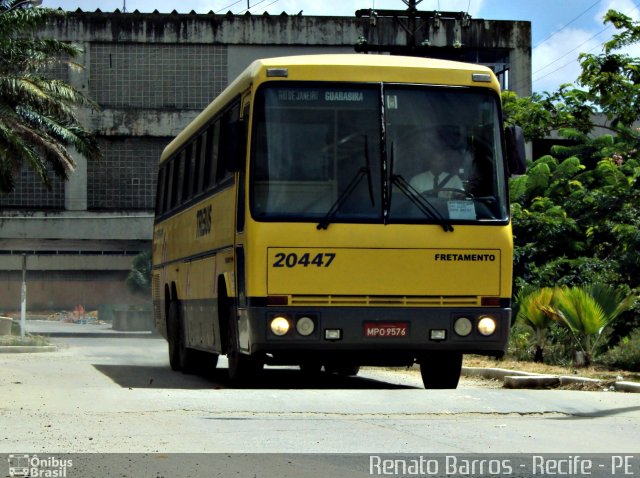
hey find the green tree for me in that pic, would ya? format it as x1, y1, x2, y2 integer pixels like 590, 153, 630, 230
0, 0, 100, 193
503, 10, 640, 144
505, 10, 640, 300
126, 250, 152, 296
504, 10, 640, 362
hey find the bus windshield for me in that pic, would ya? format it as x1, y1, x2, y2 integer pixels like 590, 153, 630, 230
250, 83, 508, 224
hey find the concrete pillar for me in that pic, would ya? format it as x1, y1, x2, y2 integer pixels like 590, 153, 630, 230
64, 41, 91, 211
65, 150, 87, 211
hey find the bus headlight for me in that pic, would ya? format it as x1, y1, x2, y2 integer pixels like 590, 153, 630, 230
296, 316, 315, 336
454, 317, 473, 337
270, 316, 291, 336
477, 316, 497, 336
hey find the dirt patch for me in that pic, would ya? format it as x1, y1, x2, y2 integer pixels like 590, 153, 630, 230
464, 355, 639, 383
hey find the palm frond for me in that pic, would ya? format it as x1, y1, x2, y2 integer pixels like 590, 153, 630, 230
0, 120, 47, 189
0, 7, 65, 40
0, 40, 82, 74
0, 6, 97, 192
554, 287, 608, 336
515, 286, 555, 329
586, 283, 637, 323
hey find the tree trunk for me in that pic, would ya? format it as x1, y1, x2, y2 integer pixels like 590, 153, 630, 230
573, 350, 590, 367
533, 345, 544, 363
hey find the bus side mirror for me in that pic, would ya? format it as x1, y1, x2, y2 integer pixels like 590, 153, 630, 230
223, 118, 247, 173
505, 125, 527, 175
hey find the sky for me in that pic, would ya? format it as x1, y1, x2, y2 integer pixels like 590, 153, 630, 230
39, 0, 640, 94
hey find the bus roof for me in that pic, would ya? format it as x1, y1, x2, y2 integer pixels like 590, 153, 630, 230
160, 54, 499, 163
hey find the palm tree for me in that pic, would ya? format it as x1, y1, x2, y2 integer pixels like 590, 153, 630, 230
551, 285, 636, 366
515, 286, 555, 362
0, 1, 100, 193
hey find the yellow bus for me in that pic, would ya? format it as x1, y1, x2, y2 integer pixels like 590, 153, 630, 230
152, 54, 525, 388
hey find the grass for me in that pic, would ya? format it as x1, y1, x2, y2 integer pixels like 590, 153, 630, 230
0, 334, 51, 347
464, 355, 640, 383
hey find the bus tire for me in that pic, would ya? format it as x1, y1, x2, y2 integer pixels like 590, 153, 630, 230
226, 306, 261, 383
419, 352, 463, 389
168, 300, 198, 374
167, 300, 182, 371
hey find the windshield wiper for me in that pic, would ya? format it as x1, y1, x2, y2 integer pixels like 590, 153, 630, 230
317, 135, 374, 230
388, 142, 454, 233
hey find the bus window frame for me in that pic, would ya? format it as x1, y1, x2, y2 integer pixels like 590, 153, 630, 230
154, 95, 243, 223
248, 81, 510, 226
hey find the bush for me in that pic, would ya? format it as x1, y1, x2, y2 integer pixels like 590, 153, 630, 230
542, 322, 574, 366
507, 323, 533, 361
10, 318, 20, 336
597, 329, 640, 371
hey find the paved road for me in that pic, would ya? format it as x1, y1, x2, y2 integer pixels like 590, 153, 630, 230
1, 329, 639, 459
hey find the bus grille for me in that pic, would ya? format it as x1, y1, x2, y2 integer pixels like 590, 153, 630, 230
288, 295, 481, 307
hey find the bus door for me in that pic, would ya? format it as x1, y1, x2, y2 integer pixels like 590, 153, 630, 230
234, 93, 252, 352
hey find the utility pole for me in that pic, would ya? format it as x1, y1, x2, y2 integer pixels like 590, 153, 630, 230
20, 254, 26, 341
354, 0, 470, 57
402, 0, 423, 50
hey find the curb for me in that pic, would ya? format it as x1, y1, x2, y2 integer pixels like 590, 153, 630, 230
34, 331, 160, 339
462, 367, 640, 393
462, 367, 539, 380
615, 381, 640, 393
0, 345, 58, 353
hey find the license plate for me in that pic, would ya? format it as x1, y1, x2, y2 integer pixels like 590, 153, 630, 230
363, 322, 408, 338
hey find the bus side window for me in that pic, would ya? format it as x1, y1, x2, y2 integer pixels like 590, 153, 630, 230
218, 103, 240, 181
155, 166, 166, 216
171, 154, 184, 209
193, 135, 203, 196
203, 122, 218, 190
182, 144, 194, 202
211, 120, 222, 184
165, 160, 175, 212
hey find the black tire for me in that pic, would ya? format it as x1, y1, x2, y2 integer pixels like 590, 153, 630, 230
419, 352, 463, 389
226, 305, 262, 383
167, 301, 182, 371
325, 363, 360, 377
167, 300, 198, 374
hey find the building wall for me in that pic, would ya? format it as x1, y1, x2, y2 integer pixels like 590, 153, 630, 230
0, 10, 531, 311
0, 270, 149, 313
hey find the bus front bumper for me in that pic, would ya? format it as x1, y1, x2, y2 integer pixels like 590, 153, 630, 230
238, 306, 510, 364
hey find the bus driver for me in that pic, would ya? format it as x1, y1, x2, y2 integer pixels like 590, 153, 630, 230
405, 129, 465, 195
409, 145, 464, 194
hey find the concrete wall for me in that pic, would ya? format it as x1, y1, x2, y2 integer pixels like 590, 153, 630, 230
0, 10, 531, 310
0, 270, 149, 313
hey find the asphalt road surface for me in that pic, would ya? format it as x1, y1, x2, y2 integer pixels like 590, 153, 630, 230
1, 333, 639, 477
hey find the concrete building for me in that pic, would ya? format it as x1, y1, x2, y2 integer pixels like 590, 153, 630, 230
0, 8, 531, 312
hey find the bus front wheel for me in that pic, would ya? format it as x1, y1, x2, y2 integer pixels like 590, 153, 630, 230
419, 352, 463, 389
226, 307, 262, 383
